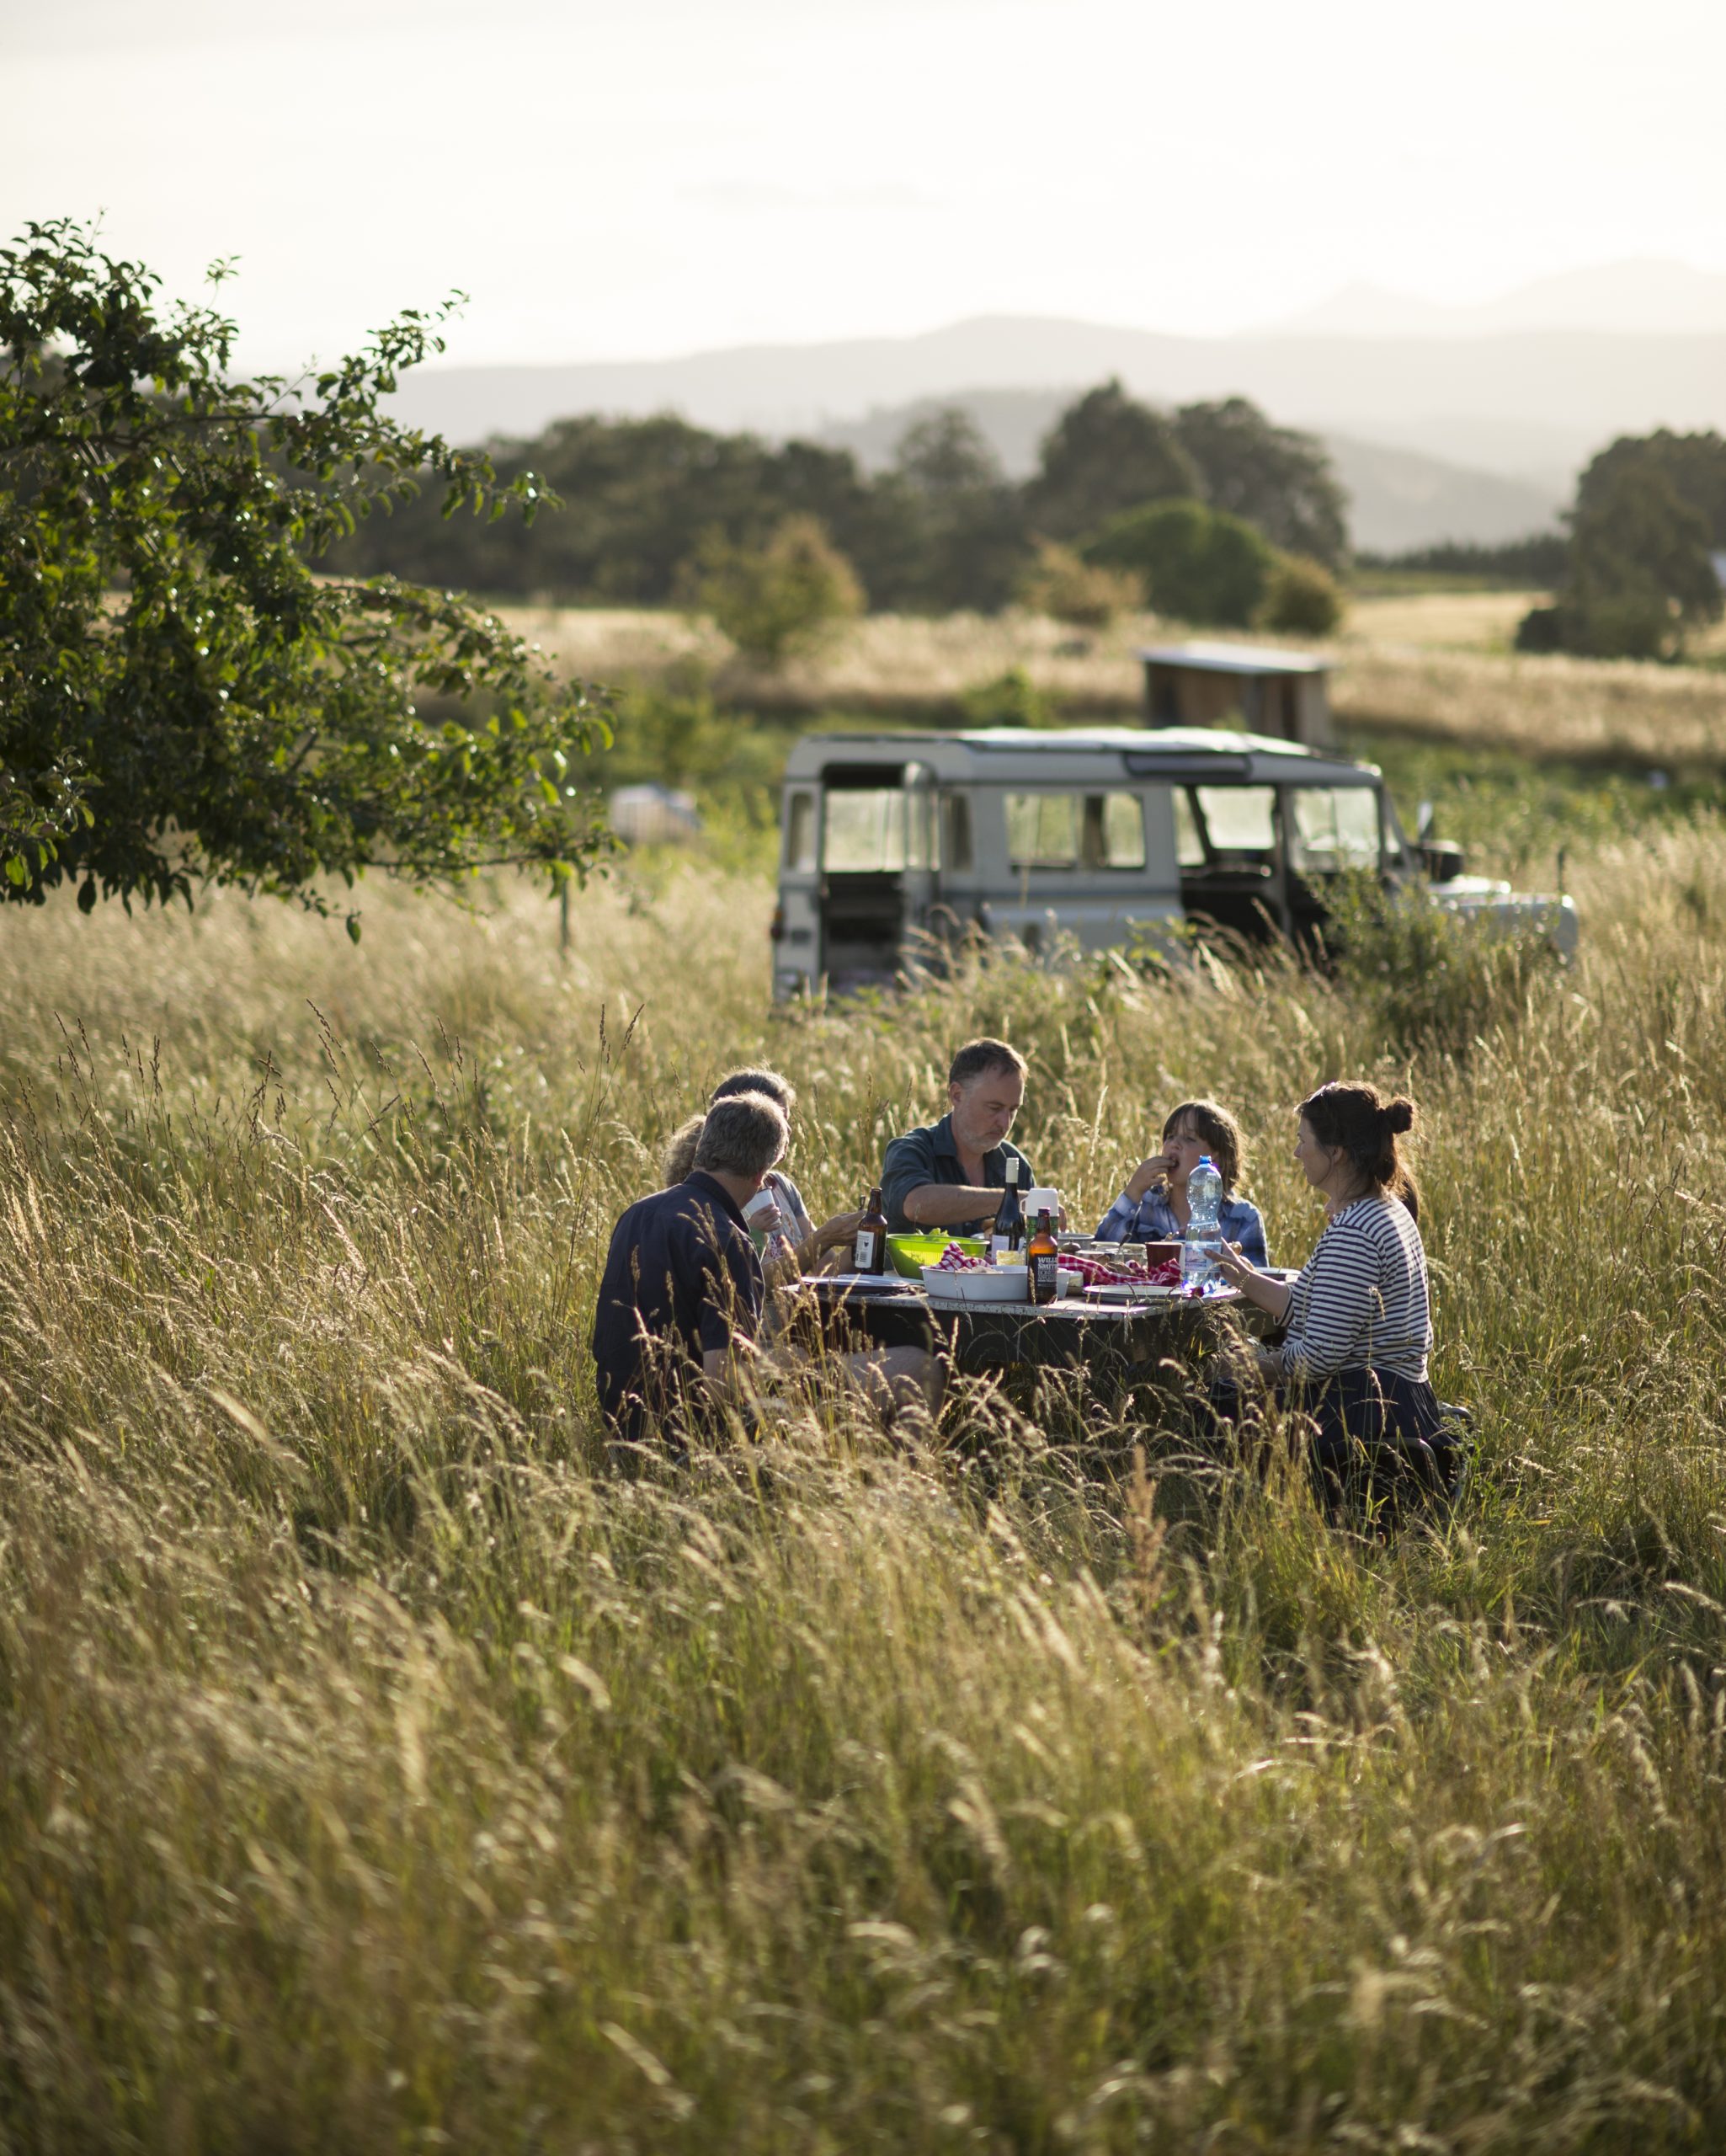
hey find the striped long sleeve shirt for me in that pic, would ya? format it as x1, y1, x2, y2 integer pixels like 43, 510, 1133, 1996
1276, 1195, 1431, 1382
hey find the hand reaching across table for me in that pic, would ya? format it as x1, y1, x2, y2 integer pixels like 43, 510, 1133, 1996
1212, 1240, 1294, 1320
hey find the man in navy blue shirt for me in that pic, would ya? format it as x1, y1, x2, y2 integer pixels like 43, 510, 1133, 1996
882, 1038, 1036, 1236
592, 1092, 786, 1454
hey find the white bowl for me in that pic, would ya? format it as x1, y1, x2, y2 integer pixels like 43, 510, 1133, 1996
920, 1262, 1030, 1305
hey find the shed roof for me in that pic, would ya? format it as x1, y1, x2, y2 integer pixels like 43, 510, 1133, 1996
1137, 639, 1330, 676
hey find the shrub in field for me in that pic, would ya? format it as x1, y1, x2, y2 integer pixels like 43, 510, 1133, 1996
0, 220, 612, 929
1258, 552, 1345, 635
1085, 498, 1275, 627
1014, 539, 1141, 627
1323, 868, 1560, 1059
683, 515, 864, 664
958, 664, 1058, 728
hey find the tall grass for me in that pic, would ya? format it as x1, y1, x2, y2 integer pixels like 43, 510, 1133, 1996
3, 829, 1726, 2148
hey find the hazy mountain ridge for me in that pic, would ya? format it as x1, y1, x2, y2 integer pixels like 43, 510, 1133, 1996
390, 313, 1726, 483
1265, 259, 1726, 339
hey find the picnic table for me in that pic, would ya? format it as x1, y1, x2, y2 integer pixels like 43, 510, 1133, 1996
791, 1273, 1279, 1401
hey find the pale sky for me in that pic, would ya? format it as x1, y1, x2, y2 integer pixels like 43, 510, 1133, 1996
4, 0, 1723, 371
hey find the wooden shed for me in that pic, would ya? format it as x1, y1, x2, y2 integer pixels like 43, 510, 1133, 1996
1138, 641, 1334, 747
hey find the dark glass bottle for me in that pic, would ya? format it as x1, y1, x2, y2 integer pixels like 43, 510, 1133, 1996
991, 1158, 1025, 1259
854, 1186, 889, 1274
1029, 1208, 1060, 1305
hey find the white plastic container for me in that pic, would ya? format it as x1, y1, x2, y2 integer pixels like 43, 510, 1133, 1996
920, 1263, 1031, 1305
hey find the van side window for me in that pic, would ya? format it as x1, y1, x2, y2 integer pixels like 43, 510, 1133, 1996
823, 790, 907, 872
785, 792, 816, 873
940, 793, 973, 873
1080, 792, 1147, 870
1173, 788, 1206, 868
1005, 792, 1079, 869
1289, 787, 1381, 871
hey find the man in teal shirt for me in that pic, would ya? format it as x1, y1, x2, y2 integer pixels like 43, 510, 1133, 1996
881, 1038, 1037, 1236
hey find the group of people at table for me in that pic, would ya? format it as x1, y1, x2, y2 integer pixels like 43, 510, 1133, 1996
592, 1035, 1446, 1501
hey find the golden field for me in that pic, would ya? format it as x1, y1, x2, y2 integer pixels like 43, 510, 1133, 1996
498, 595, 1726, 768
3, 803, 1726, 2146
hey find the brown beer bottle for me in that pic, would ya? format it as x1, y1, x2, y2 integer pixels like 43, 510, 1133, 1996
1029, 1207, 1059, 1305
855, 1186, 890, 1274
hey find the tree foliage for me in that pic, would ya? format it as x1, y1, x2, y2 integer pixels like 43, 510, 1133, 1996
886, 408, 1031, 612
328, 412, 918, 607
680, 515, 863, 664
1519, 432, 1726, 660
0, 221, 613, 923
326, 381, 1354, 622
1023, 379, 1201, 540
1085, 499, 1275, 627
1564, 462, 1720, 659
1574, 430, 1726, 549
1014, 540, 1141, 627
1172, 397, 1350, 570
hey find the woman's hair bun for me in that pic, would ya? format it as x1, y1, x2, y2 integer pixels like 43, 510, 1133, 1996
1382, 1097, 1415, 1136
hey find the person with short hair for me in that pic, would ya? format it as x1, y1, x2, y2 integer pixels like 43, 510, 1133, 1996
1215, 1081, 1446, 1508
881, 1038, 1036, 1235
592, 1091, 788, 1454
663, 1065, 860, 1273
1095, 1097, 1269, 1266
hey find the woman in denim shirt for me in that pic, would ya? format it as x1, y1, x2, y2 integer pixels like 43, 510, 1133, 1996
1094, 1097, 1269, 1267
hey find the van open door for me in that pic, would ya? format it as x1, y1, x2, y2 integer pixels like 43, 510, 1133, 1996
817, 762, 919, 992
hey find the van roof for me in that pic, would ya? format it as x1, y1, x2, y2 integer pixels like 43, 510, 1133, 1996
782, 726, 1379, 787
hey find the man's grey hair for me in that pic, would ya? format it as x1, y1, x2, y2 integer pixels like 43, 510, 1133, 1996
693, 1092, 788, 1179
710, 1065, 796, 1113
948, 1037, 1027, 1089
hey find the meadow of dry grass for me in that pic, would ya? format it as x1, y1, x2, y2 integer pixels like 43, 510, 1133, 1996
502, 598, 1726, 770
4, 811, 1726, 2148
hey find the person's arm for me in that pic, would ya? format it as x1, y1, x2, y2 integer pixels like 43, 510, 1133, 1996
1274, 1220, 1378, 1379
1212, 1241, 1295, 1321
695, 1226, 763, 1385
900, 1182, 1004, 1229
1092, 1191, 1140, 1243
796, 1209, 863, 1269
882, 1129, 995, 1233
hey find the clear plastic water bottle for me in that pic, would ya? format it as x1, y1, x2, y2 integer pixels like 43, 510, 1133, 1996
1180, 1155, 1224, 1293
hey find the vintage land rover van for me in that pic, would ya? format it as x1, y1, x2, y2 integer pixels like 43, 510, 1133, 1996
770, 725, 1576, 1000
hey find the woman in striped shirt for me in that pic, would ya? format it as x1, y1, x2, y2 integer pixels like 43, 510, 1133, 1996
1216, 1081, 1444, 1508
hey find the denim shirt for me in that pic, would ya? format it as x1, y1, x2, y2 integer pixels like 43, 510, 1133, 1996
1093, 1184, 1269, 1267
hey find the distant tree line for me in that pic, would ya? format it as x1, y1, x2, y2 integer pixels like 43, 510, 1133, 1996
1356, 534, 1572, 586
322, 381, 1350, 642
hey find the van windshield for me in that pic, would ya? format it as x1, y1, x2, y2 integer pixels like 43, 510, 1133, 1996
1288, 786, 1381, 871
